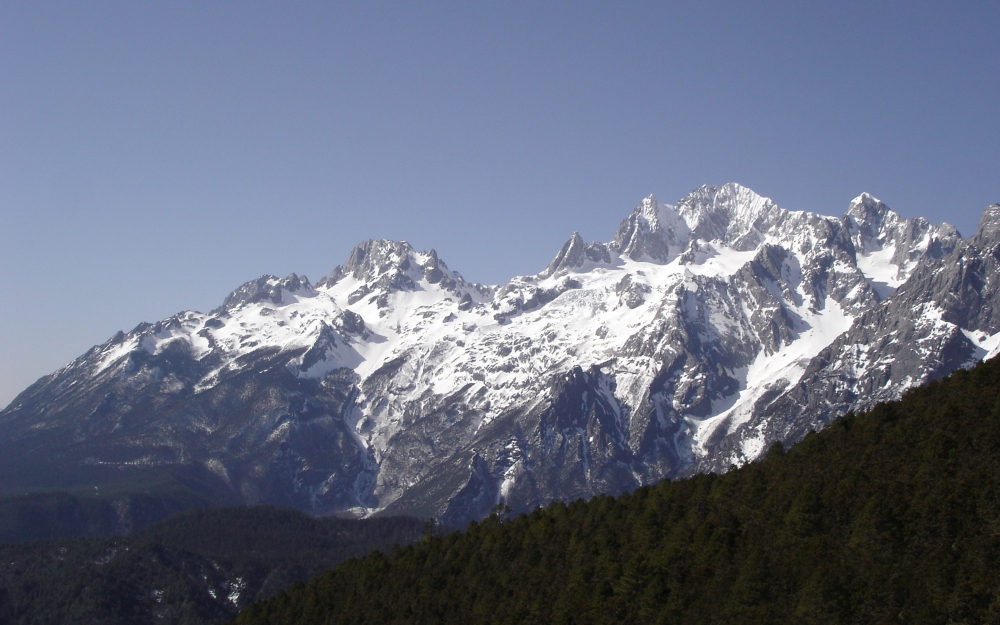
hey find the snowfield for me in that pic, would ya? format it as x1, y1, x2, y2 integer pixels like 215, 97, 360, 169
6, 183, 996, 523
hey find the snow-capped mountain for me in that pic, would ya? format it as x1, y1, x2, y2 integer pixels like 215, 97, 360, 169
2, 183, 995, 526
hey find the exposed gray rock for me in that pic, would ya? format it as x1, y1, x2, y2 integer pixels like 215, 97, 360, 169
845, 192, 961, 285
218, 274, 312, 312
973, 204, 1000, 248
699, 220, 1000, 474
585, 241, 612, 264
541, 234, 615, 278
2, 186, 997, 531
544, 232, 587, 276
610, 195, 689, 263
614, 274, 647, 309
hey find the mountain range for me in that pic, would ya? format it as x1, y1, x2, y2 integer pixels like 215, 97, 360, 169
3, 183, 998, 527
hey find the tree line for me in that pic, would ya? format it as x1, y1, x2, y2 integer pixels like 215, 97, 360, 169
236, 357, 1000, 624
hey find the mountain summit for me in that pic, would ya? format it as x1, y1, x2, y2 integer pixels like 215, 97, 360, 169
2, 184, 997, 526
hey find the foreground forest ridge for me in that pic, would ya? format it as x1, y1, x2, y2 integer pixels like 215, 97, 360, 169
235, 356, 1000, 624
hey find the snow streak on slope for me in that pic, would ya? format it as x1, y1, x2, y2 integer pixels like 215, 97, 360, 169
96, 188, 872, 471
964, 329, 1000, 362
693, 294, 854, 464
5, 183, 985, 523
846, 192, 960, 299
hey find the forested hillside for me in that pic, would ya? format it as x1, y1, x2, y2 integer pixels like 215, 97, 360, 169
0, 506, 425, 625
236, 357, 1000, 624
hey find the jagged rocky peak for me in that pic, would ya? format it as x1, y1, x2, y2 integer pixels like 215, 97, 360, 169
609, 194, 690, 263
543, 232, 586, 276
317, 239, 493, 307
973, 204, 1000, 248
845, 192, 894, 242
542, 232, 611, 277
675, 183, 784, 250
417, 247, 494, 300
337, 239, 419, 283
845, 192, 961, 277
420, 248, 446, 283
317, 239, 423, 298
218, 273, 313, 312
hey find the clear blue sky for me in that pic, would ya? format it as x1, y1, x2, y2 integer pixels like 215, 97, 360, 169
2, 2, 998, 407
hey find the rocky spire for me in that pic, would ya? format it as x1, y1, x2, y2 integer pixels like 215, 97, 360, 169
609, 194, 689, 263
973, 204, 1000, 248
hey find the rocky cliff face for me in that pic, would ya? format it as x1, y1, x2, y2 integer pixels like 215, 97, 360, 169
1, 185, 995, 526
706, 202, 1000, 472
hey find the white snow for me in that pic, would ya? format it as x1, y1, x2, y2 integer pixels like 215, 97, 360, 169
93, 336, 140, 374
855, 243, 903, 298
681, 243, 759, 276
962, 329, 1000, 362
227, 577, 244, 605
73, 186, 979, 505
690, 294, 854, 461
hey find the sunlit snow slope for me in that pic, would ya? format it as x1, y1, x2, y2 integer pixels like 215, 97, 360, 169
3, 184, 998, 526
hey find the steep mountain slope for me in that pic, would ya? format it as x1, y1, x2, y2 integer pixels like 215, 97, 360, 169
0, 184, 991, 526
704, 202, 1000, 472
234, 357, 1000, 625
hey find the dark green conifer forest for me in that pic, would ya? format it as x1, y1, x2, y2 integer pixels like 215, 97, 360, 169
235, 357, 1000, 625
